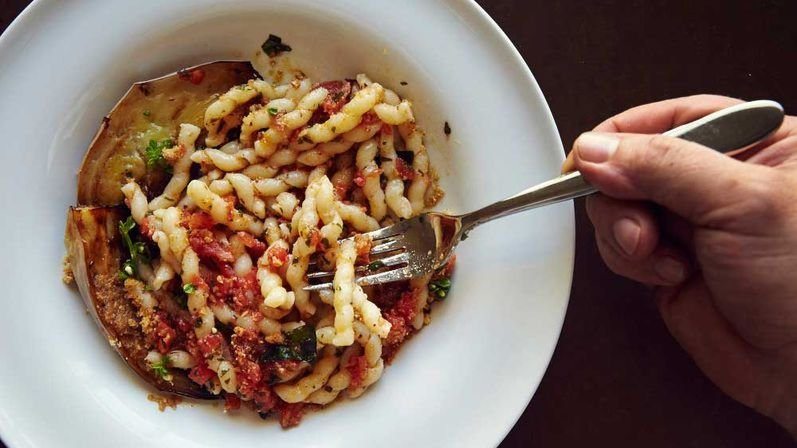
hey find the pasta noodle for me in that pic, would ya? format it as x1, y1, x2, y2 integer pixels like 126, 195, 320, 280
149, 123, 201, 210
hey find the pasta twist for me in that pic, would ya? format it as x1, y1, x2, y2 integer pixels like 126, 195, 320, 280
274, 346, 339, 403
204, 82, 261, 147
355, 139, 387, 220
378, 128, 413, 219
257, 240, 295, 310
186, 180, 264, 235
374, 100, 414, 125
254, 87, 329, 158
240, 97, 296, 146
226, 173, 266, 219
299, 83, 384, 144
149, 123, 201, 210
399, 122, 431, 214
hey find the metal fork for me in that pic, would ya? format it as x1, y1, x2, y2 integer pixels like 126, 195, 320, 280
305, 100, 784, 290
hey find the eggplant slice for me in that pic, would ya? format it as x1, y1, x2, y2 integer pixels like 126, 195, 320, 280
66, 206, 214, 399
67, 61, 257, 399
77, 61, 257, 206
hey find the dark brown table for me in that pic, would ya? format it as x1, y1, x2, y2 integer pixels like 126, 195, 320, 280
2, 0, 795, 446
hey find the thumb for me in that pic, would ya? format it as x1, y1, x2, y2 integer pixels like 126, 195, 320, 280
572, 132, 773, 225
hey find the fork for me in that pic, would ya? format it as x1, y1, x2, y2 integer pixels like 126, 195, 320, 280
305, 100, 784, 290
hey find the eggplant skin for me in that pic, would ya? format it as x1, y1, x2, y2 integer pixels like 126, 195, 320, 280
77, 61, 257, 207
65, 206, 216, 399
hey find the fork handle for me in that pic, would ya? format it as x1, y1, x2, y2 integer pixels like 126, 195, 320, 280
459, 100, 784, 231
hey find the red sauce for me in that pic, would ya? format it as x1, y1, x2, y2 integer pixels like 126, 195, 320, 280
353, 170, 366, 187
265, 244, 289, 268
346, 355, 368, 389
153, 314, 177, 354
277, 402, 306, 428
178, 68, 206, 85
236, 231, 267, 258
384, 289, 419, 349
182, 211, 215, 230
395, 158, 415, 180
224, 393, 242, 411
189, 229, 235, 266
316, 80, 352, 115
188, 361, 215, 386
231, 328, 264, 397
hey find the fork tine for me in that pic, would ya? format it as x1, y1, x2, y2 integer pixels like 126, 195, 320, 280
303, 281, 333, 291
356, 266, 414, 286
360, 224, 405, 241
305, 251, 408, 281
305, 266, 414, 291
370, 238, 404, 254
372, 252, 410, 267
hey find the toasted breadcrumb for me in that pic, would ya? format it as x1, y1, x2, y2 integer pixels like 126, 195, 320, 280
162, 144, 186, 164
61, 255, 74, 285
147, 393, 182, 411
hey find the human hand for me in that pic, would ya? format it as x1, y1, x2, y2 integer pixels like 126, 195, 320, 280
566, 95, 797, 434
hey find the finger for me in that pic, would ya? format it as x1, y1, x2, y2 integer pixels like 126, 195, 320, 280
593, 94, 744, 133
585, 194, 659, 260
746, 134, 797, 168
562, 95, 743, 172
655, 279, 761, 410
595, 230, 691, 286
572, 131, 776, 227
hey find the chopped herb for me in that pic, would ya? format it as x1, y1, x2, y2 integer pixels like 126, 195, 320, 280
150, 357, 171, 379
261, 34, 292, 57
183, 283, 197, 294
261, 324, 317, 363
144, 138, 175, 172
267, 107, 279, 116
143, 110, 151, 117
119, 259, 135, 280
118, 217, 149, 279
331, 126, 337, 133
443, 121, 451, 136
400, 81, 408, 86
367, 260, 386, 271
428, 277, 452, 299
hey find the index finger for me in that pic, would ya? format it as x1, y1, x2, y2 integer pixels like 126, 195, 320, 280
562, 94, 744, 173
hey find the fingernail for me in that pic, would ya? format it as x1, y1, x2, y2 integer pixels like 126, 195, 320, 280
576, 132, 619, 163
613, 218, 641, 256
655, 257, 686, 283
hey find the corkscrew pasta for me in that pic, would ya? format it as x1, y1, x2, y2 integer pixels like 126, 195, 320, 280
112, 66, 451, 428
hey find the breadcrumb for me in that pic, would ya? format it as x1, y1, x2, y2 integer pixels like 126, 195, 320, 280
147, 393, 182, 411
61, 255, 74, 285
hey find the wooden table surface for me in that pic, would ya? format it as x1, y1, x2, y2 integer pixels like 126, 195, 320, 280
2, 0, 796, 446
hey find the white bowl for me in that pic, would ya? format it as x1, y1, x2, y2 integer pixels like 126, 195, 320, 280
0, 1, 573, 447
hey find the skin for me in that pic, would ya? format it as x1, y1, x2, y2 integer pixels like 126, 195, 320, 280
564, 95, 797, 435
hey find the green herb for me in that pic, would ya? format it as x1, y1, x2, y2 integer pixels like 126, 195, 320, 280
367, 260, 385, 271
142, 110, 151, 117
150, 357, 171, 379
428, 277, 452, 299
267, 107, 279, 116
261, 34, 292, 57
183, 283, 197, 294
118, 217, 149, 279
144, 138, 175, 172
262, 325, 317, 363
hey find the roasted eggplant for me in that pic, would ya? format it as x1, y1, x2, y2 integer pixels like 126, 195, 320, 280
77, 61, 257, 206
66, 61, 256, 399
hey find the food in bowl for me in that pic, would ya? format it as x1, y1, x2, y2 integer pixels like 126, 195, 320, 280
64, 44, 453, 427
